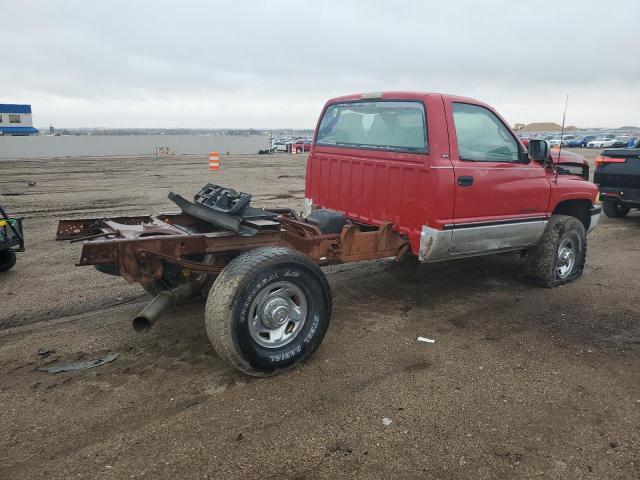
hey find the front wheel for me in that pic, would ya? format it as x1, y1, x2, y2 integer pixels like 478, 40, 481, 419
0, 250, 16, 272
205, 247, 332, 376
602, 200, 630, 218
526, 215, 586, 288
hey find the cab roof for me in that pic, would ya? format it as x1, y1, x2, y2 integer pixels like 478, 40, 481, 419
326, 91, 485, 106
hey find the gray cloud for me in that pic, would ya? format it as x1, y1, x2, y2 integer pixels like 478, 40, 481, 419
3, 0, 639, 127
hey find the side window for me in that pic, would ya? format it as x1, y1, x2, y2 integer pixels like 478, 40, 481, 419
452, 103, 520, 162
9, 114, 21, 124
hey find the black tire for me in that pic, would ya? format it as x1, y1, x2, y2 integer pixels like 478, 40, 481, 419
526, 215, 586, 288
602, 200, 630, 218
205, 246, 331, 376
0, 250, 16, 272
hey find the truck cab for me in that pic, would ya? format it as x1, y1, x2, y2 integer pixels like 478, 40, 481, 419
305, 92, 599, 284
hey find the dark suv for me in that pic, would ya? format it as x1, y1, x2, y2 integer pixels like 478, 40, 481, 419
595, 149, 640, 217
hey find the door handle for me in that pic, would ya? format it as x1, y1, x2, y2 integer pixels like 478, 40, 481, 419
458, 176, 474, 187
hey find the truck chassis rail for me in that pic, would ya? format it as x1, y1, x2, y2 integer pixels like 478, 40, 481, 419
56, 211, 408, 284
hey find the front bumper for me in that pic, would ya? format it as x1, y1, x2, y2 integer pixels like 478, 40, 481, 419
588, 205, 601, 233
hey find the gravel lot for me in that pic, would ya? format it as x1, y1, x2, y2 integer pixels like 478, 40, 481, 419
0, 150, 639, 479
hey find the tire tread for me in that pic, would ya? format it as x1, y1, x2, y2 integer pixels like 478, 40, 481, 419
0, 250, 16, 272
602, 200, 630, 218
205, 246, 330, 376
526, 215, 586, 288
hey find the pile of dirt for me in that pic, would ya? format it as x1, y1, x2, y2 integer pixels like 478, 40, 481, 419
519, 122, 577, 132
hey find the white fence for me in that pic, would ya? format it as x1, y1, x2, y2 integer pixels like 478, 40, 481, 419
0, 134, 270, 159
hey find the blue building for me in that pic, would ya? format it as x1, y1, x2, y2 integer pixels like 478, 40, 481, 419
0, 104, 39, 135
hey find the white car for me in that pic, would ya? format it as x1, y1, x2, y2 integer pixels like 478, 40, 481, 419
587, 136, 615, 148
272, 138, 290, 152
548, 135, 575, 147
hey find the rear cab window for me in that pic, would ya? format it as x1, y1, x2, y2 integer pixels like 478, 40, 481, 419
315, 101, 428, 153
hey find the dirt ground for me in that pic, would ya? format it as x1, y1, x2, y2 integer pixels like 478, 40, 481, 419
0, 150, 639, 479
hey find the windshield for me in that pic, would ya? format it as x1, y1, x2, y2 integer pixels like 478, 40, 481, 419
315, 101, 427, 152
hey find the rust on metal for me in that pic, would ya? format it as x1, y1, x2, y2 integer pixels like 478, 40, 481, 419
56, 216, 158, 240
279, 216, 408, 263
59, 213, 281, 283
279, 216, 338, 260
332, 222, 408, 262
58, 210, 409, 285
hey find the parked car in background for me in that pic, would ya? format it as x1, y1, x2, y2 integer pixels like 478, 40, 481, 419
595, 148, 640, 217
587, 135, 615, 148
547, 137, 560, 147
611, 136, 631, 148
549, 135, 575, 148
272, 139, 289, 152
292, 138, 312, 153
564, 135, 595, 148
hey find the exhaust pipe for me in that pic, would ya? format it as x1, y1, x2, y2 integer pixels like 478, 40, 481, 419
133, 283, 196, 332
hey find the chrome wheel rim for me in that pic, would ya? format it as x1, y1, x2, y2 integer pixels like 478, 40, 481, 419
248, 281, 307, 348
556, 237, 576, 279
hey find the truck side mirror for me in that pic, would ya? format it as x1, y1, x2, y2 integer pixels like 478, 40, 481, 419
528, 139, 550, 163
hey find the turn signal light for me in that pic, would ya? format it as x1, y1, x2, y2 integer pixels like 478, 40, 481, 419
595, 155, 626, 167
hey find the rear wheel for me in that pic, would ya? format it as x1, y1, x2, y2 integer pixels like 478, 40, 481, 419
205, 246, 331, 376
0, 251, 16, 272
526, 215, 586, 288
602, 200, 630, 218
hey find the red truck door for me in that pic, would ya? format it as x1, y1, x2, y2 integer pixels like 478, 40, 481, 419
443, 99, 551, 255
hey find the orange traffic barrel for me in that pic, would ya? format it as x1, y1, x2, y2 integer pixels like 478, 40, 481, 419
208, 151, 220, 171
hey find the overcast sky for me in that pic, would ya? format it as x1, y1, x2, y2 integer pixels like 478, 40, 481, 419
3, 0, 639, 128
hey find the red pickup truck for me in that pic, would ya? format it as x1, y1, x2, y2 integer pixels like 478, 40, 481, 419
291, 138, 312, 154
58, 91, 601, 376
306, 92, 600, 283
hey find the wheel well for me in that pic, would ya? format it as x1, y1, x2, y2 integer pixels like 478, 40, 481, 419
552, 199, 591, 231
